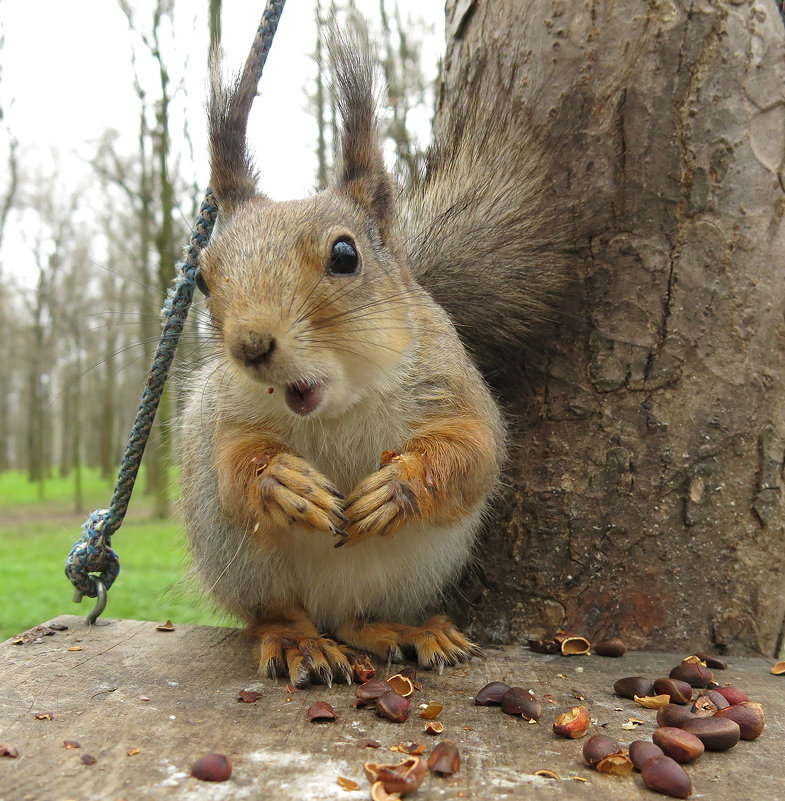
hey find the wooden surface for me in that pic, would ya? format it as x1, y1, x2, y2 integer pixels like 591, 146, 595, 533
1, 616, 782, 800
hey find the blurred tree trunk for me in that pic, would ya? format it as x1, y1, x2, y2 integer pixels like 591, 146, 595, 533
441, 0, 785, 656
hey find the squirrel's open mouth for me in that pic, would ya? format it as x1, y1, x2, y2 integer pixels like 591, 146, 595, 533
284, 379, 327, 416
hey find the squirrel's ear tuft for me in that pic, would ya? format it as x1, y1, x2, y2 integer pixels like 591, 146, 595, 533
331, 40, 397, 240
208, 52, 265, 217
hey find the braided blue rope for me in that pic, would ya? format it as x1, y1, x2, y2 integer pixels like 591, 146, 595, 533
65, 0, 287, 616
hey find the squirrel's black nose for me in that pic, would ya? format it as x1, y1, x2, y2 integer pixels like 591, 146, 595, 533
232, 332, 276, 368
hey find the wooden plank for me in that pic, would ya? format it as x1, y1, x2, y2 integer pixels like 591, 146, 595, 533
0, 616, 781, 800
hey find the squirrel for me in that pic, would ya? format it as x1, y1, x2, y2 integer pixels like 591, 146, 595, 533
179, 36, 569, 688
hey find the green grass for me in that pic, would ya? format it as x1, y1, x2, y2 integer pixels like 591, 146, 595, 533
0, 468, 227, 641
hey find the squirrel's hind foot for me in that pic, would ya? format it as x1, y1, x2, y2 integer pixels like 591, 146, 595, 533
337, 615, 484, 673
251, 622, 354, 688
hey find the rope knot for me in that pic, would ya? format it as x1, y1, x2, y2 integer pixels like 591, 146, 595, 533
64, 509, 121, 598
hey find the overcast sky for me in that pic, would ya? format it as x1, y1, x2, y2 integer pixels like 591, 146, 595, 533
0, 1, 443, 285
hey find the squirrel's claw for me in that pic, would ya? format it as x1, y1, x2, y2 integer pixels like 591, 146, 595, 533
254, 629, 354, 688
251, 452, 346, 536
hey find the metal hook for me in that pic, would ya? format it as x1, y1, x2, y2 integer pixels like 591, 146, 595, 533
72, 578, 108, 625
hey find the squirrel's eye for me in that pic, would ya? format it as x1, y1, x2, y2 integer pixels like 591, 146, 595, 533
326, 238, 360, 276
194, 266, 210, 297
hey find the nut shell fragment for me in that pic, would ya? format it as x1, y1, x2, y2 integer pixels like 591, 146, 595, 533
307, 701, 337, 721
375, 691, 411, 723
428, 739, 460, 776
387, 674, 415, 697
596, 753, 634, 776
770, 661, 785, 675
364, 756, 427, 795
552, 705, 591, 739
635, 694, 671, 709
424, 720, 444, 735
419, 701, 443, 719
558, 635, 591, 656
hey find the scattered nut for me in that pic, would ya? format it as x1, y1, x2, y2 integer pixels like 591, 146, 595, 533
678, 716, 740, 751
428, 739, 460, 776
63, 740, 81, 749
715, 702, 765, 740
652, 727, 705, 764
629, 740, 664, 771
474, 681, 510, 706
80, 753, 97, 766
500, 687, 541, 721
640, 754, 692, 798
552, 705, 591, 739
656, 704, 697, 728
613, 676, 655, 699
0, 744, 19, 758
307, 701, 337, 722
713, 685, 749, 705
375, 691, 411, 723
653, 678, 693, 705
582, 734, 622, 767
594, 638, 626, 657
191, 753, 232, 782
668, 663, 713, 688
691, 652, 727, 670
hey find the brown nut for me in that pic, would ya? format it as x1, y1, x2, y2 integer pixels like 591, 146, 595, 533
428, 739, 460, 776
191, 753, 232, 782
594, 638, 626, 657
500, 687, 541, 721
715, 702, 765, 740
364, 755, 427, 795
582, 734, 622, 767
640, 754, 692, 799
375, 691, 411, 723
679, 716, 740, 751
652, 727, 705, 764
656, 704, 697, 728
713, 685, 749, 705
614, 676, 655, 699
691, 652, 727, 670
629, 740, 664, 771
474, 681, 510, 706
552, 705, 591, 739
653, 678, 693, 705
669, 663, 713, 688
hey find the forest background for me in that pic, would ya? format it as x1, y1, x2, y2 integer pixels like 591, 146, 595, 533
0, 0, 440, 640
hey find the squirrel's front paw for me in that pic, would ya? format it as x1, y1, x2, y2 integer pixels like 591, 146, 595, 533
341, 451, 433, 544
251, 453, 347, 537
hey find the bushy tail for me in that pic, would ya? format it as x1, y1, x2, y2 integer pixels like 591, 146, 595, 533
403, 74, 574, 383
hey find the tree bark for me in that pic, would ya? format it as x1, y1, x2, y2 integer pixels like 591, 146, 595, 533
440, 0, 785, 656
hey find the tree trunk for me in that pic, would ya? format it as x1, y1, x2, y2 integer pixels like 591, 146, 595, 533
440, 0, 785, 656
